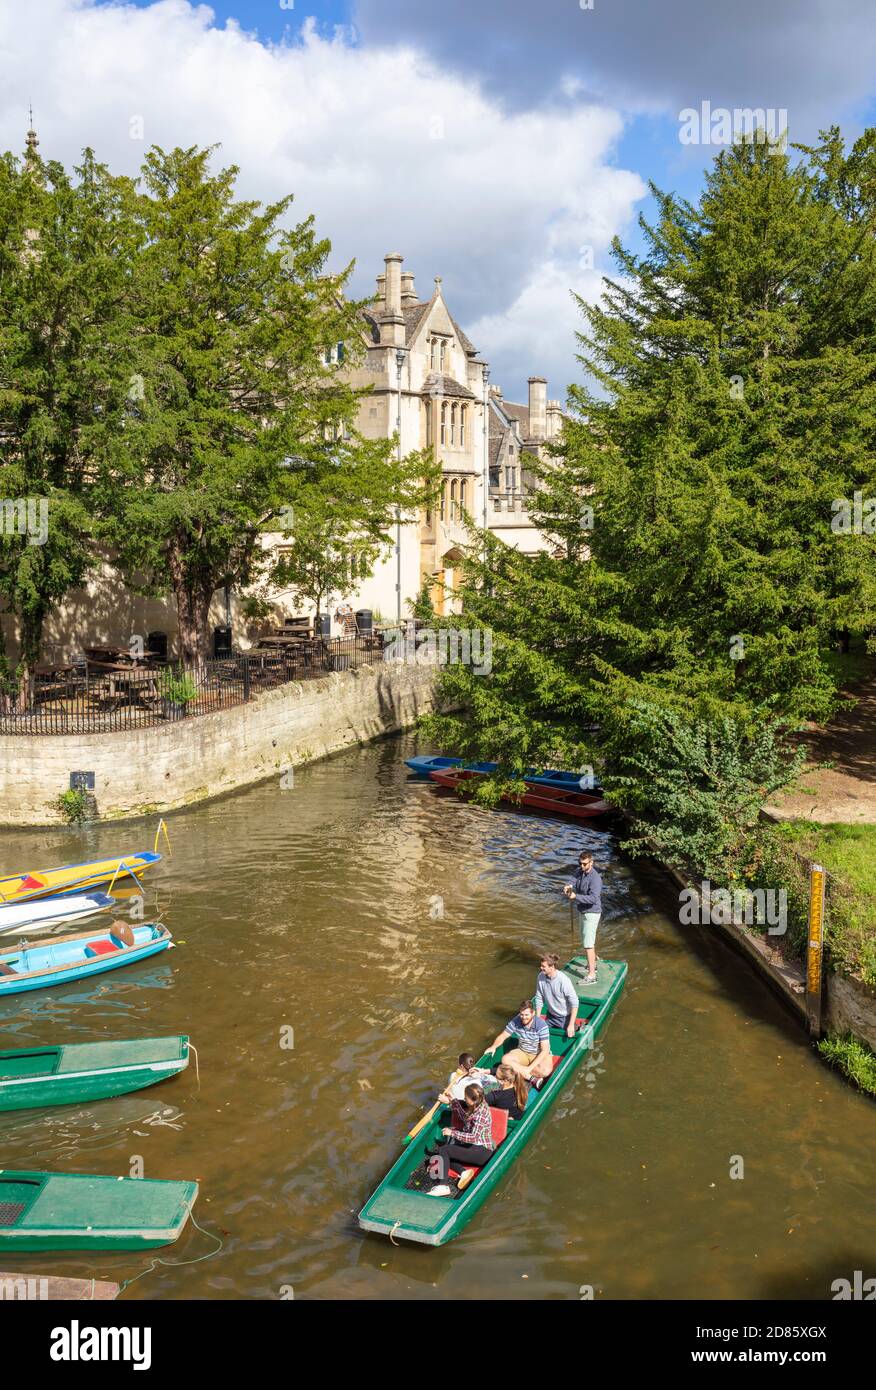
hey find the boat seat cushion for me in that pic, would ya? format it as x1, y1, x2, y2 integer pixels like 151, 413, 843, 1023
84, 940, 120, 958
551, 1054, 563, 1072
447, 1105, 509, 1179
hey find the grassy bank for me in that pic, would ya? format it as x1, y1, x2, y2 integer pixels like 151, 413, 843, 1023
817, 1034, 876, 1096
783, 822, 876, 987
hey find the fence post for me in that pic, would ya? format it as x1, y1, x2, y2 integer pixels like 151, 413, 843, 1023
243, 654, 251, 702
806, 862, 826, 1039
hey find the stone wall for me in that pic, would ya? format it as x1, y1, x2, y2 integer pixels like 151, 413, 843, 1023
0, 663, 440, 826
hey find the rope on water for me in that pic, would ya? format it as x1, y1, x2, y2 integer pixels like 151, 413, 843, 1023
117, 1213, 224, 1296
389, 1221, 402, 1246
189, 1041, 201, 1090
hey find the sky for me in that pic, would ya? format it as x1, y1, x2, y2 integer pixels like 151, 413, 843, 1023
3, 1, 876, 400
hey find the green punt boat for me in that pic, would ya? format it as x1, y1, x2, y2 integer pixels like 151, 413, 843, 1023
0, 1036, 190, 1112
0, 1171, 198, 1251
358, 955, 627, 1246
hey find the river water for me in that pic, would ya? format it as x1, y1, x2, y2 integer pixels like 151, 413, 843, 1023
0, 734, 873, 1300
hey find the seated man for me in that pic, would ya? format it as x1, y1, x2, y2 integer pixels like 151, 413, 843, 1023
488, 1000, 553, 1083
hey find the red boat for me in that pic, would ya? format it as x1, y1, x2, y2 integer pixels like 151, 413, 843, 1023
427, 768, 611, 820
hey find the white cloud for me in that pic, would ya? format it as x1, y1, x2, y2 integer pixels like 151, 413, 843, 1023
0, 1, 646, 398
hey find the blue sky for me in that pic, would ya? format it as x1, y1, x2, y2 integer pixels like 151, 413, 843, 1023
8, 1, 876, 398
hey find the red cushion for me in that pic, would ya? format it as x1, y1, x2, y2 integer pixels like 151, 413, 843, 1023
85, 940, 119, 957
489, 1105, 509, 1146
550, 1054, 563, 1073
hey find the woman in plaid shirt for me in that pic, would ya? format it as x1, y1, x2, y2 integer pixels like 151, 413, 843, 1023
429, 1083, 495, 1181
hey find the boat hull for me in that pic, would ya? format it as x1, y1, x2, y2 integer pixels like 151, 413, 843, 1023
358, 957, 627, 1246
406, 755, 600, 792
428, 769, 610, 820
0, 1036, 190, 1112
0, 852, 160, 905
0, 1172, 198, 1252
0, 891, 116, 937
0, 923, 173, 998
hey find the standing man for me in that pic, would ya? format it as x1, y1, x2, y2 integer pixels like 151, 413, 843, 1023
564, 850, 602, 983
535, 953, 579, 1037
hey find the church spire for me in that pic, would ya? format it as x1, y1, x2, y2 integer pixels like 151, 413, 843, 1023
25, 103, 40, 165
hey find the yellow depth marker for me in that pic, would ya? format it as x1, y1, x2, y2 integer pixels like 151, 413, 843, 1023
806, 863, 826, 1037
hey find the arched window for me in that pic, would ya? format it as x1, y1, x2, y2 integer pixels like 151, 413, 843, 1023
450, 479, 457, 519
439, 339, 447, 370
440, 402, 447, 445
430, 337, 437, 369
459, 479, 467, 513
459, 406, 466, 447
450, 403, 457, 445
440, 480, 446, 521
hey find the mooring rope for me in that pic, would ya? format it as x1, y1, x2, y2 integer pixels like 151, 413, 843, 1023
116, 1212, 224, 1296
189, 1041, 201, 1090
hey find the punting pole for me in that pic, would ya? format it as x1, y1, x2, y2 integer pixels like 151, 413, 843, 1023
154, 818, 172, 857
806, 862, 826, 1039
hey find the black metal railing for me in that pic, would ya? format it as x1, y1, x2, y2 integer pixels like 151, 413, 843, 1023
0, 634, 388, 735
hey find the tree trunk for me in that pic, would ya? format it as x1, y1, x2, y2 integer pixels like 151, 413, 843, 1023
15, 609, 44, 714
166, 544, 214, 673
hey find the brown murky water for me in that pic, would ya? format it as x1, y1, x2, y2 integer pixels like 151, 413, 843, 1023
0, 734, 873, 1300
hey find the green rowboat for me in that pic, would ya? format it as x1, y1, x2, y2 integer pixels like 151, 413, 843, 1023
358, 956, 627, 1246
0, 1171, 198, 1251
0, 1036, 190, 1112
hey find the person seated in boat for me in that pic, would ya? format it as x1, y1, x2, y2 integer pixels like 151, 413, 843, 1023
487, 1001, 553, 1083
428, 1083, 495, 1181
440, 1052, 498, 1103
535, 953, 579, 1038
486, 1063, 530, 1121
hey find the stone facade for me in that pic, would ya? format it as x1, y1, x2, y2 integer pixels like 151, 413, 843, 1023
0, 251, 559, 664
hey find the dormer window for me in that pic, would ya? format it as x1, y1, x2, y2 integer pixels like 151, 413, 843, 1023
439, 339, 447, 371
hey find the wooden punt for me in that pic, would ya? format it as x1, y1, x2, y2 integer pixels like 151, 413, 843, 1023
406, 755, 601, 792
427, 768, 611, 819
0, 852, 160, 905
0, 1036, 190, 1112
358, 956, 627, 1246
0, 922, 173, 997
0, 1172, 198, 1252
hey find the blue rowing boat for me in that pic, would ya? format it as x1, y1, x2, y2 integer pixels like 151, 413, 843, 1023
0, 922, 173, 997
405, 755, 600, 792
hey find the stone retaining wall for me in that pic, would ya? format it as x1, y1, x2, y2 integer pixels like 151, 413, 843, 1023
0, 663, 440, 826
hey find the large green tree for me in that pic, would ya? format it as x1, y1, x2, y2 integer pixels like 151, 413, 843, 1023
100, 144, 430, 666
427, 131, 876, 799
0, 142, 135, 707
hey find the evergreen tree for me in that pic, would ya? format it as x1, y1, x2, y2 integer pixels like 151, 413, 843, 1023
0, 141, 135, 707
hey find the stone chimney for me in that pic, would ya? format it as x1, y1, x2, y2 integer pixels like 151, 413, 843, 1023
380, 252, 405, 347
489, 384, 503, 399
546, 399, 563, 438
528, 376, 547, 439
400, 270, 417, 304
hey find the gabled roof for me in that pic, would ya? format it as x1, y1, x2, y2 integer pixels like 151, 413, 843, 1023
422, 372, 476, 400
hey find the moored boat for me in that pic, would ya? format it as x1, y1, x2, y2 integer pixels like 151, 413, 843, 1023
0, 1171, 198, 1251
0, 851, 161, 905
406, 754, 601, 792
427, 768, 611, 820
0, 1035, 190, 1112
0, 890, 116, 937
0, 922, 173, 997
358, 956, 627, 1246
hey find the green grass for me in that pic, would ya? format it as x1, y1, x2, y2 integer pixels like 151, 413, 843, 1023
783, 822, 876, 986
818, 1033, 876, 1096
819, 643, 875, 692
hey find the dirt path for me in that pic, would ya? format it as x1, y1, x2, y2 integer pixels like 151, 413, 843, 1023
765, 672, 876, 823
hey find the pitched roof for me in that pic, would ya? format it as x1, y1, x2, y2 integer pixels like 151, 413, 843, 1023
422, 372, 476, 399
